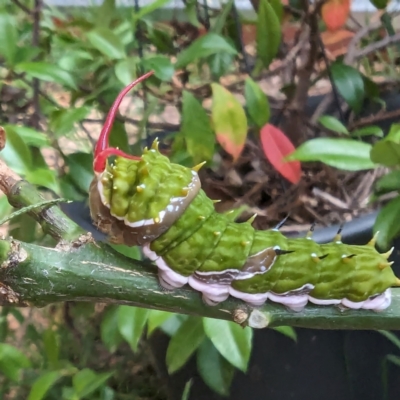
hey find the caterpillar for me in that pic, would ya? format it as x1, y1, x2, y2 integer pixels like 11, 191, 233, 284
89, 71, 400, 312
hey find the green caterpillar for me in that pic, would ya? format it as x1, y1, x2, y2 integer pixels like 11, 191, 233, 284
89, 72, 400, 311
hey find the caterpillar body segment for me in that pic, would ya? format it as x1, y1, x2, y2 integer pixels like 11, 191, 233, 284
89, 144, 400, 311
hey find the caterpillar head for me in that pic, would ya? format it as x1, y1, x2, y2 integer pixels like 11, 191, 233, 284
89, 71, 201, 245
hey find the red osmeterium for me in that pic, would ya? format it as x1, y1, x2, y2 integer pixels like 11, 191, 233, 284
93, 70, 155, 173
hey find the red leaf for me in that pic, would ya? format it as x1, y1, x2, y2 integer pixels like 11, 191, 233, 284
260, 124, 302, 184
321, 0, 351, 32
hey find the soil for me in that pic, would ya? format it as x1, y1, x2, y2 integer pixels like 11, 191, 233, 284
197, 139, 385, 235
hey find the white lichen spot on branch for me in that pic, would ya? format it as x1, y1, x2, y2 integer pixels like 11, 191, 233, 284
248, 309, 271, 329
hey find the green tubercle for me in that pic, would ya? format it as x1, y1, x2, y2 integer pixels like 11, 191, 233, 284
100, 147, 193, 224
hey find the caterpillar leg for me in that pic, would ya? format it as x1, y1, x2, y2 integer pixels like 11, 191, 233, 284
307, 298, 341, 306
342, 289, 391, 311
229, 286, 312, 312
228, 288, 269, 307
308, 290, 391, 311
142, 244, 189, 289
188, 276, 230, 306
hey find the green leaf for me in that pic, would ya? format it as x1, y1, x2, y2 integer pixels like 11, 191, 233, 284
142, 55, 174, 81
58, 49, 94, 72
4, 125, 50, 147
374, 196, 400, 249
245, 77, 270, 128
113, 20, 134, 46
0, 13, 17, 65
17, 62, 77, 89
0, 126, 32, 175
181, 379, 193, 400
0, 343, 31, 381
43, 328, 59, 369
331, 63, 365, 113
351, 125, 383, 138
147, 310, 175, 336
86, 27, 127, 60
269, 0, 284, 21
28, 371, 64, 400
109, 244, 141, 260
370, 124, 400, 167
375, 170, 400, 195
208, 52, 235, 80
386, 124, 400, 141
387, 354, 400, 367
132, 0, 172, 20
166, 316, 205, 374
286, 138, 376, 171
273, 326, 297, 341
212, 0, 234, 34
73, 368, 113, 398
184, 0, 201, 27
318, 115, 349, 135
26, 169, 60, 193
181, 91, 215, 163
50, 106, 90, 137
257, 0, 282, 68
203, 318, 253, 372
197, 338, 235, 396
363, 76, 380, 100
379, 330, 400, 349
61, 386, 75, 399
160, 314, 187, 336
146, 22, 174, 53
65, 152, 94, 193
95, 0, 116, 28
175, 33, 237, 69
13, 46, 40, 66
100, 386, 115, 400
9, 213, 37, 243
211, 83, 248, 160
101, 306, 123, 352
117, 306, 149, 352
115, 58, 138, 86
0, 196, 12, 222
108, 120, 130, 153
369, 0, 390, 9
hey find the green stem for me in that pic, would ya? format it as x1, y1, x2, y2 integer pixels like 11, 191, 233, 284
381, 12, 395, 37
0, 198, 71, 225
1, 238, 400, 330
7, 181, 84, 241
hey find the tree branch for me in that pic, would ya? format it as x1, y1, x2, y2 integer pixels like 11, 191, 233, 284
1, 237, 400, 330
282, 0, 322, 145
0, 158, 83, 241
